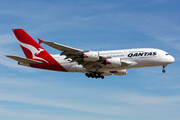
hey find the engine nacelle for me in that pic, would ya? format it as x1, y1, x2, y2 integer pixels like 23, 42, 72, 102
83, 52, 99, 62
101, 72, 112, 76
113, 69, 127, 76
104, 58, 121, 67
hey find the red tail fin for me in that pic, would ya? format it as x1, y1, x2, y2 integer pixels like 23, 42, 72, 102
13, 29, 52, 63
12, 29, 67, 72
13, 29, 45, 59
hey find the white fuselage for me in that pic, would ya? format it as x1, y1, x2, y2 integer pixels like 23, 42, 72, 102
52, 48, 175, 73
9, 29, 175, 78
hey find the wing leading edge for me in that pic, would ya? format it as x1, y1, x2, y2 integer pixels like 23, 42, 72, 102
38, 39, 84, 52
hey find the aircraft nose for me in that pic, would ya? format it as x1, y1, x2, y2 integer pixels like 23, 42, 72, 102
168, 55, 175, 63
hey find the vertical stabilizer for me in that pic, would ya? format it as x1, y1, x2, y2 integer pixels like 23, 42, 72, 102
13, 29, 49, 63
12, 29, 67, 72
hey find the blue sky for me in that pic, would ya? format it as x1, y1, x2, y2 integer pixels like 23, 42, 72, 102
0, 0, 180, 120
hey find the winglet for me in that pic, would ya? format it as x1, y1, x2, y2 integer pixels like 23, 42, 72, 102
37, 38, 44, 44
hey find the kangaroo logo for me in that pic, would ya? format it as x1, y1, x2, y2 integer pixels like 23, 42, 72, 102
35, 48, 44, 56
18, 40, 49, 63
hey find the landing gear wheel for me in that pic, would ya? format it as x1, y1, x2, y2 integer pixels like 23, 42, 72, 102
85, 73, 91, 78
85, 72, 105, 79
101, 76, 104, 79
162, 66, 166, 73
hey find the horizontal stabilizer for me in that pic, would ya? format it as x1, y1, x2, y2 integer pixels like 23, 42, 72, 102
6, 55, 42, 64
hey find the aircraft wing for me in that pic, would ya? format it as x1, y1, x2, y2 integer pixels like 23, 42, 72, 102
40, 40, 84, 52
41, 40, 90, 66
41, 40, 133, 72
6, 55, 43, 64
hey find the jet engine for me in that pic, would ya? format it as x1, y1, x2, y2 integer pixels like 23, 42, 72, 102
113, 69, 127, 75
83, 52, 99, 62
103, 58, 121, 67
101, 72, 112, 76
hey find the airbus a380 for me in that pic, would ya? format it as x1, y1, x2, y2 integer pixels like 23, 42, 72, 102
6, 29, 175, 79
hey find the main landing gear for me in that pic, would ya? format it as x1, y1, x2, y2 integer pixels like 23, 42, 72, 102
162, 65, 166, 73
85, 72, 104, 79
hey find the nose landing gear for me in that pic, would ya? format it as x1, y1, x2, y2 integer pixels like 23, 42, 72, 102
162, 66, 166, 73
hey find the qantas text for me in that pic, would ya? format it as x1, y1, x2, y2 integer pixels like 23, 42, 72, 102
128, 52, 157, 57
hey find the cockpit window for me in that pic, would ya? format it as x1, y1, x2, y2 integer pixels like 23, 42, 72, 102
166, 54, 169, 55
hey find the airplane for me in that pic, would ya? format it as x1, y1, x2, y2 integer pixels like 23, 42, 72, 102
6, 29, 175, 79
